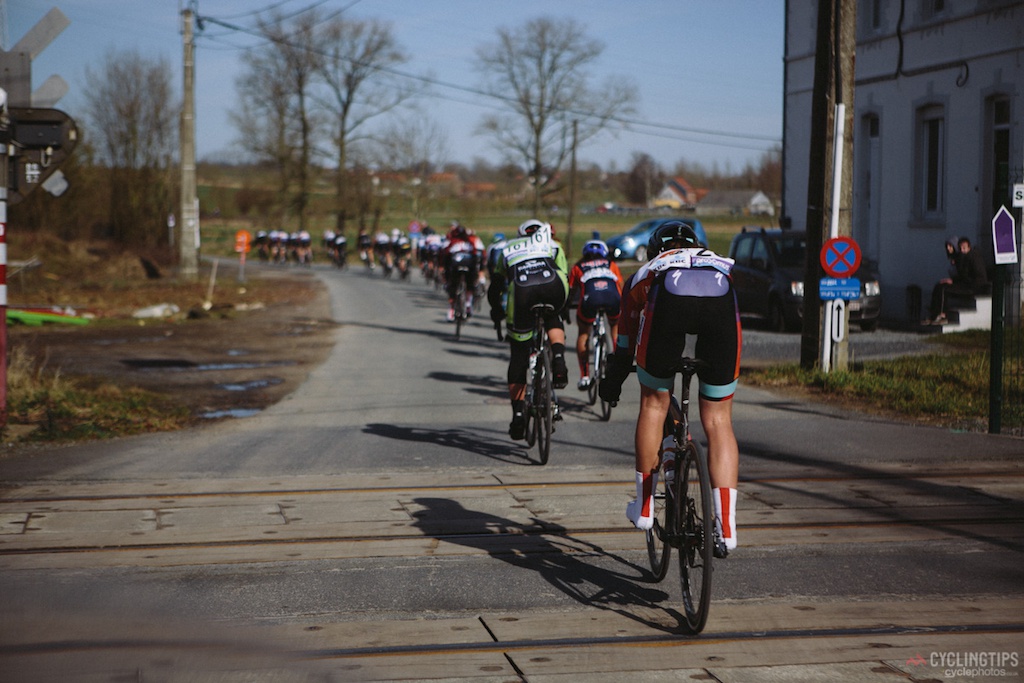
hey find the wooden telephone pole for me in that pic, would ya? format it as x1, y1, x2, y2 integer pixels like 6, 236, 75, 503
800, 0, 857, 371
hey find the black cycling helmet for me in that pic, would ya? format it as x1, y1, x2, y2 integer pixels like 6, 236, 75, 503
647, 220, 700, 258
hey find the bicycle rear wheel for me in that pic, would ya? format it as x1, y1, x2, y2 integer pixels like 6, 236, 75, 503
675, 439, 714, 634
534, 348, 553, 465
454, 280, 466, 340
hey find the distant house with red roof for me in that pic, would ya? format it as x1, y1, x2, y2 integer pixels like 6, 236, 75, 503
653, 177, 701, 209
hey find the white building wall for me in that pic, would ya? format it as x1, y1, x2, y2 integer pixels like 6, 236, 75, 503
784, 1, 1024, 323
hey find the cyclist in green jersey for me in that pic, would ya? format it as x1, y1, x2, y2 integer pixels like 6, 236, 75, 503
488, 219, 571, 440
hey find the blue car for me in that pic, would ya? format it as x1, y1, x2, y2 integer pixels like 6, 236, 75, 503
605, 218, 708, 262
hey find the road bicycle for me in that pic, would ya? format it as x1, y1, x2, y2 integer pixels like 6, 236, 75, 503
453, 273, 469, 340
474, 278, 487, 314
586, 309, 615, 421
522, 303, 562, 464
645, 357, 716, 634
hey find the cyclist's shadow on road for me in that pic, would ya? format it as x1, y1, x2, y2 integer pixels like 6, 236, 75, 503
364, 423, 533, 465
410, 497, 687, 634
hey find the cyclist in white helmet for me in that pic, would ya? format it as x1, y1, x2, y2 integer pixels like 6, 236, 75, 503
488, 219, 570, 441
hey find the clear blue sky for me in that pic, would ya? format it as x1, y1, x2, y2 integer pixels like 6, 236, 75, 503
9, 0, 784, 173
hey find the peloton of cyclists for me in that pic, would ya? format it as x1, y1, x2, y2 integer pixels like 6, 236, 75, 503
488, 219, 570, 441
567, 239, 623, 391
599, 220, 741, 557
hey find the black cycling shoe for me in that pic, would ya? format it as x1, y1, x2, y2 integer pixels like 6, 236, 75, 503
552, 355, 569, 390
509, 412, 527, 440
713, 537, 730, 559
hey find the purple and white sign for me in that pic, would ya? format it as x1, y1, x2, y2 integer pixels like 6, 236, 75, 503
992, 206, 1018, 265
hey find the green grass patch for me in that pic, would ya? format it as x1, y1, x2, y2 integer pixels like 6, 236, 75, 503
747, 352, 989, 425
3, 347, 192, 442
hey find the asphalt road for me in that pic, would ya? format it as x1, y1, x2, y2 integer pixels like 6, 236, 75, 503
1, 263, 1021, 682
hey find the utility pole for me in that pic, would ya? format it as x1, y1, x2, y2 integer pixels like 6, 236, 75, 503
800, 0, 856, 371
566, 119, 577, 257
179, 4, 199, 278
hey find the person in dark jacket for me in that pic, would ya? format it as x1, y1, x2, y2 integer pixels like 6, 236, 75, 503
928, 237, 989, 324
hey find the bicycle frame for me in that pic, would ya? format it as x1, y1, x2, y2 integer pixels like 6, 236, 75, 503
589, 310, 614, 420
644, 356, 715, 634
522, 304, 558, 463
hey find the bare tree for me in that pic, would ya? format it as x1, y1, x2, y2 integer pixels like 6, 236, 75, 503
624, 152, 664, 206
257, 11, 326, 232
475, 17, 638, 214
83, 49, 177, 246
231, 41, 300, 229
314, 16, 418, 232
375, 113, 450, 220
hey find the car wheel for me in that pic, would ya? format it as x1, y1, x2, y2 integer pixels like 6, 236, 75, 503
634, 245, 647, 262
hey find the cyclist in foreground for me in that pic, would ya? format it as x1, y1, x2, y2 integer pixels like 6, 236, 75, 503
599, 221, 741, 556
488, 219, 570, 440
568, 239, 623, 391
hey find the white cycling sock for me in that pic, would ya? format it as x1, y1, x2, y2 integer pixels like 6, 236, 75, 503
659, 436, 676, 482
626, 470, 657, 530
713, 487, 737, 549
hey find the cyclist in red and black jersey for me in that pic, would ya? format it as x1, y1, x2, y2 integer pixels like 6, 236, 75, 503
600, 221, 741, 556
568, 239, 623, 391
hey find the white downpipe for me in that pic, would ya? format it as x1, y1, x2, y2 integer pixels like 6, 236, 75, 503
829, 103, 845, 239
822, 103, 846, 371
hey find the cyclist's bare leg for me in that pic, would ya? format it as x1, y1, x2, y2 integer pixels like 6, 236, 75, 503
698, 397, 739, 488
623, 385, 671, 529
575, 320, 592, 376
636, 385, 670, 475
699, 396, 739, 551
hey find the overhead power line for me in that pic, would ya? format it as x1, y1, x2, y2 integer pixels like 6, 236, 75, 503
195, 9, 781, 151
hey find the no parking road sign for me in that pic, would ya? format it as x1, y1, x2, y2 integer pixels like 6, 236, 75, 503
820, 236, 862, 278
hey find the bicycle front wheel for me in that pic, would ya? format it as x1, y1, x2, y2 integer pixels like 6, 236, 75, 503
524, 369, 537, 449
597, 324, 613, 421
587, 329, 601, 406
534, 348, 553, 465
675, 439, 714, 634
645, 448, 673, 581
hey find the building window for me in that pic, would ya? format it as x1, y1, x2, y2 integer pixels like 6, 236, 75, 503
916, 105, 945, 218
990, 96, 1011, 214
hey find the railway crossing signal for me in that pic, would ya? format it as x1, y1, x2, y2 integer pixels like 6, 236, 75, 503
1, 7, 77, 205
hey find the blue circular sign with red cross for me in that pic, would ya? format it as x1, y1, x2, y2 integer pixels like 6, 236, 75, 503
820, 236, 862, 278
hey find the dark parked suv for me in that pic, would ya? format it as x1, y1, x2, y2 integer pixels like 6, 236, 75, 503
728, 228, 881, 332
